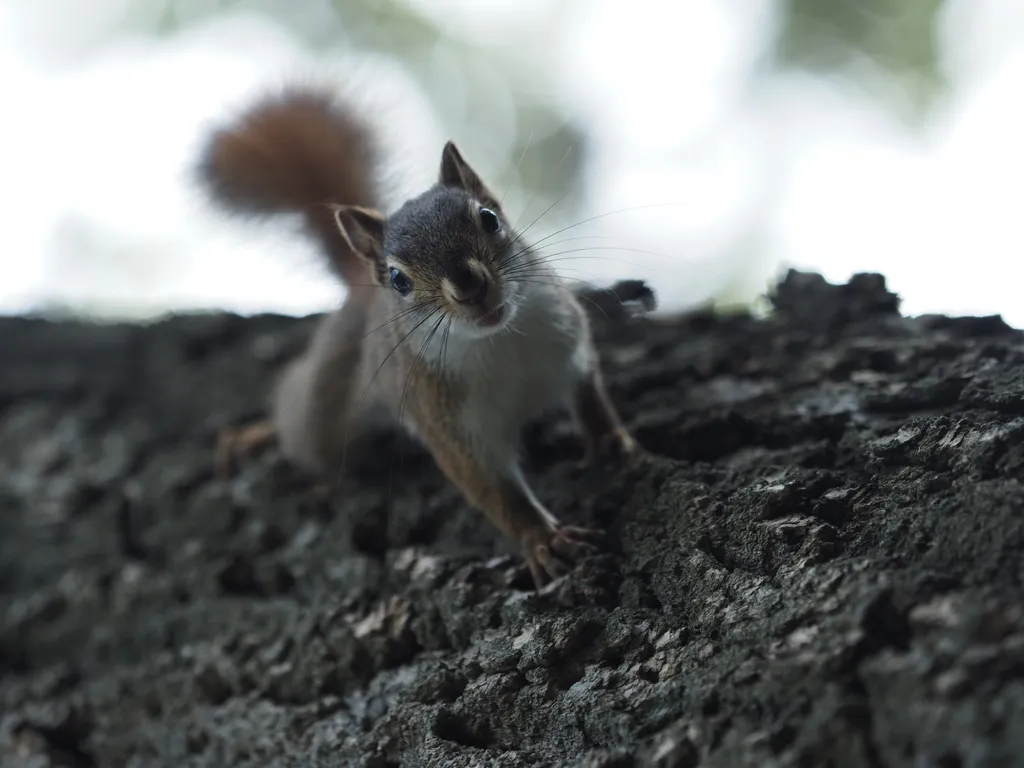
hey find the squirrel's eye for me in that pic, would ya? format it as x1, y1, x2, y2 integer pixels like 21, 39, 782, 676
479, 207, 501, 234
389, 267, 413, 296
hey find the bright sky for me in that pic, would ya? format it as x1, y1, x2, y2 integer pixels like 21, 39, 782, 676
1, 0, 1022, 325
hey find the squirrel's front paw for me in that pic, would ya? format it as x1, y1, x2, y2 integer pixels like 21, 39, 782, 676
523, 526, 603, 589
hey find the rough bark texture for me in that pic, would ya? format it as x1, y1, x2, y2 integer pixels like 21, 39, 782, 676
2, 270, 1023, 768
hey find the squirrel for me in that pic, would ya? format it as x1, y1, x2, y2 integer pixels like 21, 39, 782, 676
197, 85, 644, 588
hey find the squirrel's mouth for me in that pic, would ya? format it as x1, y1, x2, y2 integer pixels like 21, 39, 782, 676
476, 303, 507, 328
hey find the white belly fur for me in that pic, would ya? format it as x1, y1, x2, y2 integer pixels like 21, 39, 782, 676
415, 282, 589, 466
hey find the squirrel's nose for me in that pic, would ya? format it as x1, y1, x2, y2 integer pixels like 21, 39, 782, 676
450, 267, 488, 304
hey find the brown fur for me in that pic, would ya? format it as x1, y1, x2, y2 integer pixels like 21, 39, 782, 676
197, 87, 379, 285
199, 86, 640, 589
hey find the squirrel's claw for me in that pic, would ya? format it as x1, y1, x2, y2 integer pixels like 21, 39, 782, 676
214, 420, 276, 478
525, 525, 603, 589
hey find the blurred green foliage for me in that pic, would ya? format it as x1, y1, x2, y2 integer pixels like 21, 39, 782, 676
144, 0, 951, 218
151, 0, 949, 209
775, 0, 948, 121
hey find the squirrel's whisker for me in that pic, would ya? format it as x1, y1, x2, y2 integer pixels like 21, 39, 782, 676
358, 307, 442, 410
499, 130, 534, 209
362, 298, 437, 339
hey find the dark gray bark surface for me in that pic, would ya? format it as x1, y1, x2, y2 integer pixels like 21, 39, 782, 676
2, 271, 1023, 767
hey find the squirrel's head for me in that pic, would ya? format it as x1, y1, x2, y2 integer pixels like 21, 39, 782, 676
333, 142, 525, 339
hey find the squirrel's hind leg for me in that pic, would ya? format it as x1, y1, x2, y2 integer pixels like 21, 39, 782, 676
271, 302, 371, 475
217, 296, 373, 480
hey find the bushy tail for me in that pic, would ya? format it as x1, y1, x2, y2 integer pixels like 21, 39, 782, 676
196, 87, 380, 285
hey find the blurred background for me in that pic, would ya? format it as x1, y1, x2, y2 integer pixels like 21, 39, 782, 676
1, 0, 1021, 324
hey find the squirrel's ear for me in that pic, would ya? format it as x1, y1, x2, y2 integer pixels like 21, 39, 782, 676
333, 205, 385, 263
440, 142, 500, 210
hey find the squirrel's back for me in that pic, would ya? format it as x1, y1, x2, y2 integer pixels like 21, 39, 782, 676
196, 87, 380, 285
